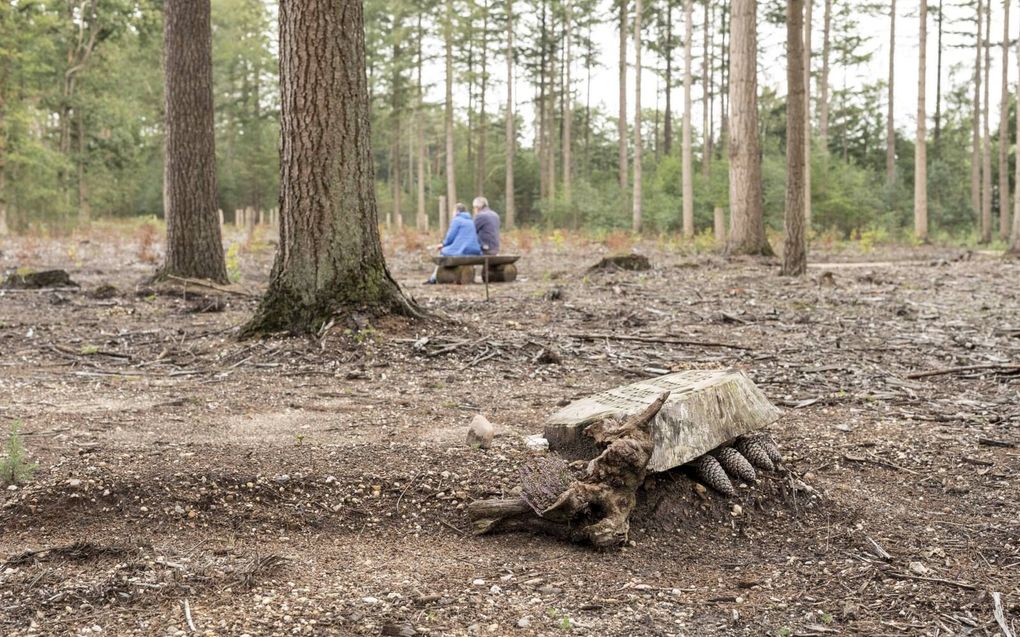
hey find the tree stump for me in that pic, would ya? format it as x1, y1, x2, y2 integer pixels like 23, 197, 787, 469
2, 270, 79, 289
544, 370, 781, 472
587, 254, 652, 272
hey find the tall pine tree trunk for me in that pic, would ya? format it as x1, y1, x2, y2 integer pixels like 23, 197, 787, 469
632, 0, 642, 232
76, 110, 90, 226
476, 0, 489, 197
818, 0, 831, 146
159, 0, 227, 283
886, 0, 896, 183
1011, 25, 1020, 255
701, 0, 712, 176
681, 0, 694, 237
804, 0, 812, 226
664, 4, 673, 157
934, 0, 943, 143
416, 14, 427, 231
971, 0, 982, 222
618, 0, 628, 190
505, 0, 516, 228
980, 0, 992, 243
563, 0, 573, 203
998, 0, 1010, 240
244, 0, 416, 335
914, 0, 928, 241
726, 0, 772, 256
783, 0, 807, 276
444, 0, 457, 220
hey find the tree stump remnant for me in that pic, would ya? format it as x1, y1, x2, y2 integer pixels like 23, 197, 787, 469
544, 370, 781, 472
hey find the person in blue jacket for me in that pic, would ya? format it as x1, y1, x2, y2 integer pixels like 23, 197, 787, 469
425, 203, 482, 284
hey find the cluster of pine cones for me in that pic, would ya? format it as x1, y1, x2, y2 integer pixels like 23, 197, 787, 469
691, 433, 782, 496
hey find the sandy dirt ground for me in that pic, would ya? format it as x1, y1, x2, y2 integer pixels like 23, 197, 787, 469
1, 225, 1018, 637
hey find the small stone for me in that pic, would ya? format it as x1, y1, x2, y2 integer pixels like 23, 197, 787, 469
467, 415, 495, 449
67, 479, 82, 487
731, 504, 743, 517
489, 585, 502, 594
516, 617, 531, 628
524, 434, 549, 452
472, 578, 486, 586
908, 561, 928, 575
362, 597, 380, 604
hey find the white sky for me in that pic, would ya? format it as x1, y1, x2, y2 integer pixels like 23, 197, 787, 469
410, 0, 1010, 143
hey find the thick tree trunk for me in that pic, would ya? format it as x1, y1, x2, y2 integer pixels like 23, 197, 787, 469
914, 0, 928, 241
804, 0, 812, 226
998, 0, 1010, 240
618, 0, 628, 190
681, 0, 693, 238
505, 0, 515, 228
719, 4, 729, 154
971, 0, 982, 222
242, 0, 416, 335
632, 0, 642, 232
726, 0, 773, 256
563, 0, 572, 203
981, 0, 992, 243
444, 0, 457, 212
783, 0, 807, 277
818, 0, 831, 146
886, 0, 896, 183
159, 0, 228, 283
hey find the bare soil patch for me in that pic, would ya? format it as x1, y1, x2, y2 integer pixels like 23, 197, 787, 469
1, 229, 1018, 636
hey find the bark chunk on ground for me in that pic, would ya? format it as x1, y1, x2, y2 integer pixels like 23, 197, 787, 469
467, 392, 668, 548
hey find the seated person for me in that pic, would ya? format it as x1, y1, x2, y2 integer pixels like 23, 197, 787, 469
472, 196, 501, 255
425, 203, 481, 284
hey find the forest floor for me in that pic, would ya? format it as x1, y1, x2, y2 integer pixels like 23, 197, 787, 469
0, 224, 1018, 637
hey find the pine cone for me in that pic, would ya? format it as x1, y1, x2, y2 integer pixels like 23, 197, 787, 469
692, 455, 735, 496
751, 433, 783, 465
735, 436, 775, 471
715, 447, 757, 483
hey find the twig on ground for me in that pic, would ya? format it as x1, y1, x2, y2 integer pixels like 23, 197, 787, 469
992, 592, 1014, 637
906, 363, 1020, 379
566, 332, 750, 350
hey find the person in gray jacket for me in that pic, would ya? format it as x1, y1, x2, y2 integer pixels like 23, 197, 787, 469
472, 196, 501, 256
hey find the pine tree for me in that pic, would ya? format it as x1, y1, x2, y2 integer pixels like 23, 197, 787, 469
726, 0, 772, 255
783, 0, 807, 276
159, 0, 228, 283
914, 0, 928, 241
243, 0, 417, 335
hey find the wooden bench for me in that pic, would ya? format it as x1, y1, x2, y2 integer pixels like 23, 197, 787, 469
431, 255, 520, 284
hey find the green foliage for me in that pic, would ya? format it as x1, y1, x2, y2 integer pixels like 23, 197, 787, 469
0, 422, 38, 486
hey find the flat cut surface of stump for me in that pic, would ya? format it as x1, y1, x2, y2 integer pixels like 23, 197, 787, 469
545, 370, 782, 472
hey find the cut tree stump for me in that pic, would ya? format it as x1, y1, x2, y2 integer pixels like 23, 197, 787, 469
587, 254, 652, 272
544, 370, 781, 472
2, 270, 79, 290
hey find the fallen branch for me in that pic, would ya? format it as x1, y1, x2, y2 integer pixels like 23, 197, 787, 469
163, 275, 256, 298
566, 332, 750, 350
905, 364, 1020, 379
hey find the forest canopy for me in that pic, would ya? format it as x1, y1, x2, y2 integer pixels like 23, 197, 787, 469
0, 0, 1014, 243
